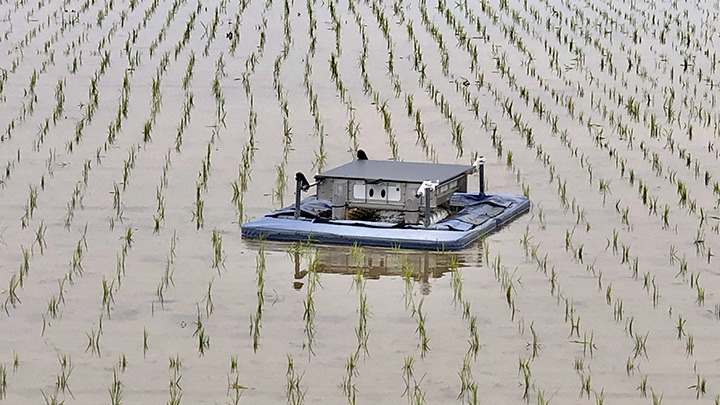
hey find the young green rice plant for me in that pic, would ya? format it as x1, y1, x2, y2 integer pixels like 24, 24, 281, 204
401, 355, 415, 401
108, 367, 122, 405
193, 183, 204, 230
355, 280, 370, 357
102, 276, 115, 317
572, 331, 596, 358
143, 328, 149, 358
250, 244, 266, 352
613, 299, 624, 322
85, 316, 102, 357
211, 229, 225, 271
341, 353, 358, 404
227, 373, 246, 405
467, 315, 479, 359
527, 321, 540, 359
286, 354, 305, 404
413, 298, 430, 359
632, 332, 649, 359
450, 256, 462, 305
579, 374, 591, 399
168, 355, 182, 405
303, 249, 320, 356
4, 273, 22, 312
402, 255, 414, 309
676, 316, 686, 339
689, 374, 706, 399
0, 364, 6, 400
458, 353, 476, 402
204, 279, 214, 317
686, 335, 694, 357
54, 353, 74, 398
197, 328, 210, 355
569, 315, 580, 338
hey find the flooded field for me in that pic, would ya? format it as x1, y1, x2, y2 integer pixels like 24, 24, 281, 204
2, 0, 720, 402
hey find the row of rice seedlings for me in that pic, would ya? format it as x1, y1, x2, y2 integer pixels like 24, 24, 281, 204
1, 68, 40, 145
249, 244, 266, 352
398, 10, 464, 159
447, 256, 481, 403
530, 0, 720, 224
148, 0, 188, 58
302, 246, 319, 356
519, 212, 682, 398
270, 2, 293, 201
31, 77, 65, 151
227, 0, 249, 56
156, 231, 177, 307
212, 53, 227, 129
346, 0, 409, 160
300, 9, 328, 168
202, 1, 225, 57
232, 1, 276, 221
152, 151, 171, 233
175, 52, 196, 151
466, 0, 716, 306
327, 0, 341, 55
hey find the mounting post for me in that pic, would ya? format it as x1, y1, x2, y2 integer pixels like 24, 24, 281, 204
294, 172, 311, 219
474, 156, 486, 195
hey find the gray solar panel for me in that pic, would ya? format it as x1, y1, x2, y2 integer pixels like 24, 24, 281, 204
315, 159, 474, 184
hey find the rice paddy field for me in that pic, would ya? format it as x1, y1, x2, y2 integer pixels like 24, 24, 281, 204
2, 0, 720, 402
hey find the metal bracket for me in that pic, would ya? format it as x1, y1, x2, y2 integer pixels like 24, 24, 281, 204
416, 180, 439, 227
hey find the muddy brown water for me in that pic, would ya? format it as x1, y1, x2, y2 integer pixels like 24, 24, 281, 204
2, 0, 720, 403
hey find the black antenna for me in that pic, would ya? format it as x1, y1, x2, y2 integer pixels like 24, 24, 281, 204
357, 149, 368, 160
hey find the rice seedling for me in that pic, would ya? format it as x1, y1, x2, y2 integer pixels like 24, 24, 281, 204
686, 335, 694, 357
689, 374, 707, 399
341, 353, 358, 404
204, 279, 214, 317
108, 367, 122, 405
303, 249, 320, 356
286, 354, 305, 404
211, 229, 225, 271
0, 364, 6, 400
632, 332, 649, 359
572, 332, 596, 358
355, 281, 370, 357
227, 373, 247, 405
413, 298, 430, 359
168, 355, 182, 405
250, 244, 266, 352
102, 276, 115, 317
527, 321, 540, 359
54, 353, 74, 398
143, 328, 149, 358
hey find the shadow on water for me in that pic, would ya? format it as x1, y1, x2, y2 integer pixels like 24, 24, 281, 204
243, 240, 485, 294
